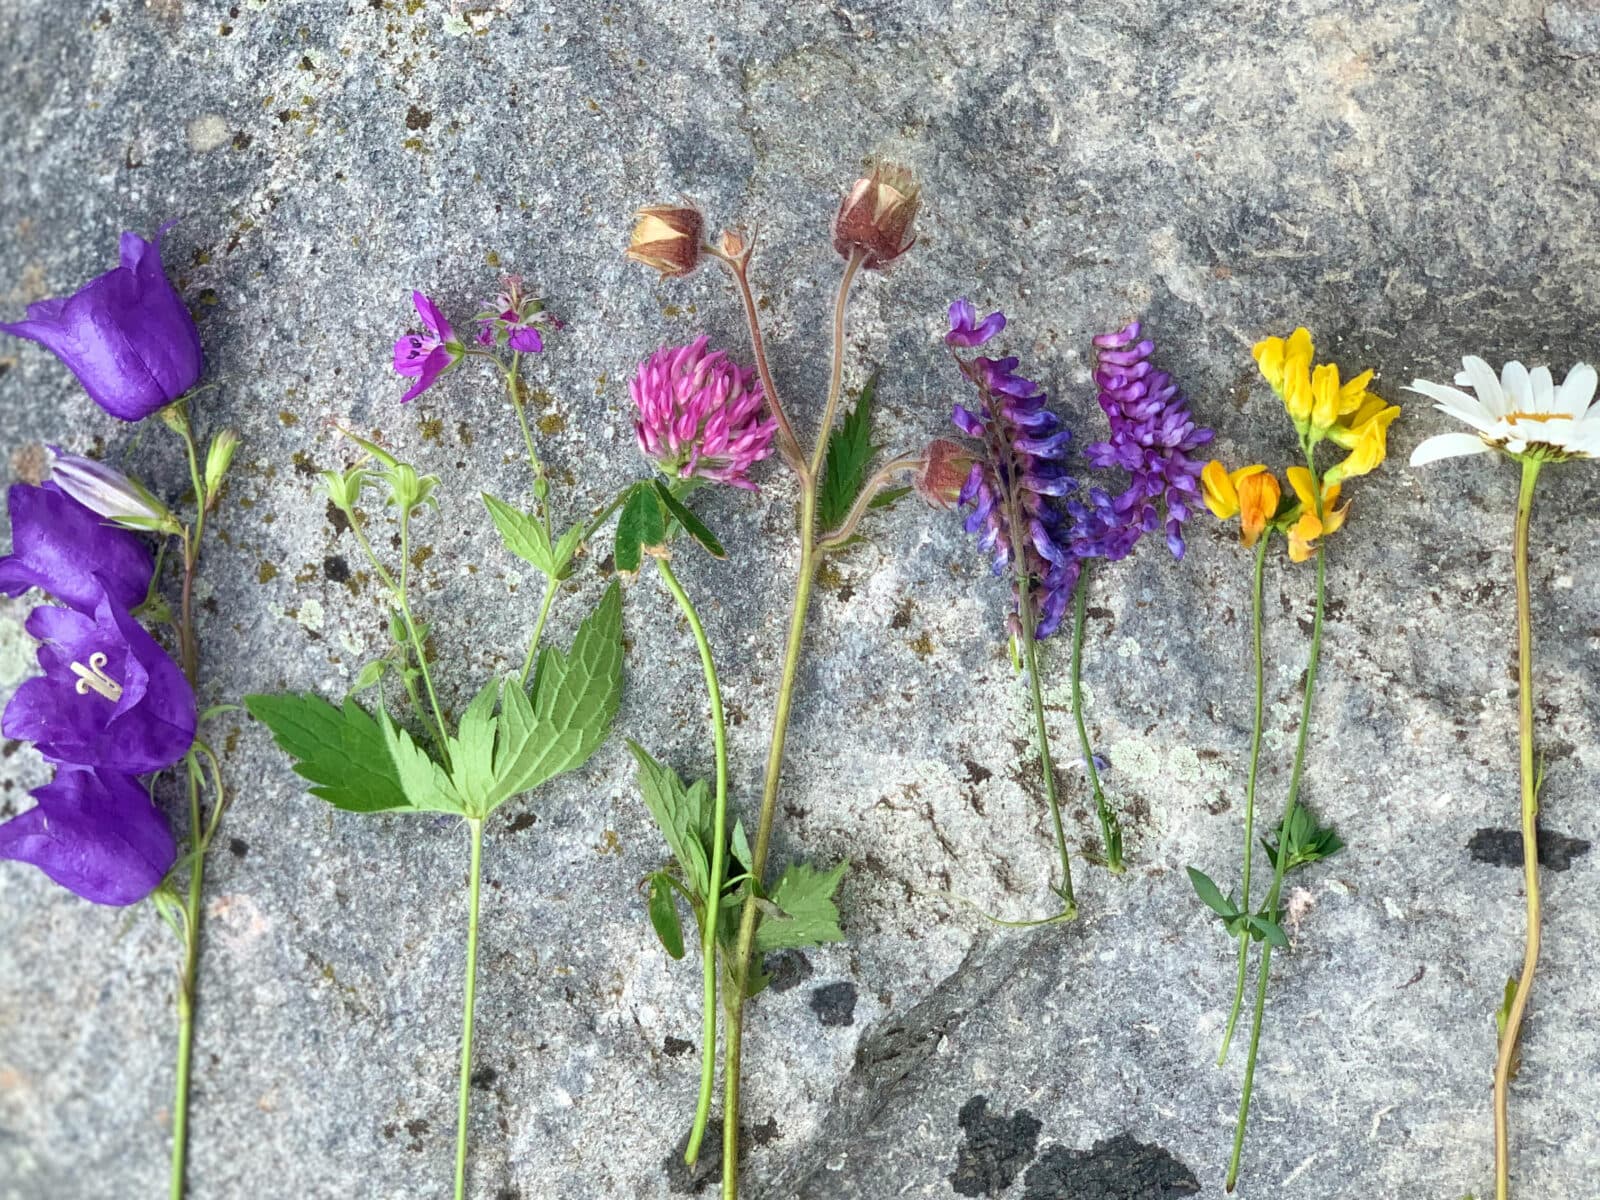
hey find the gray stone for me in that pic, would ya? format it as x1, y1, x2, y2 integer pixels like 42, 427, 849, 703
2, 2, 1600, 1199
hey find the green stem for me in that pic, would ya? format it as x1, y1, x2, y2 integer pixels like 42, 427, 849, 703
1226, 538, 1326, 1193
1494, 456, 1543, 1200
169, 757, 206, 1200
454, 818, 486, 1200
654, 558, 731, 1167
1070, 566, 1120, 873
399, 513, 452, 768
519, 577, 560, 687
1219, 536, 1270, 1065
1020, 586, 1076, 912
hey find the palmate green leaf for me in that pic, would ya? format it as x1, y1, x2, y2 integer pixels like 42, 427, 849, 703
652, 480, 726, 559
614, 483, 667, 575
817, 372, 879, 532
648, 873, 687, 960
244, 692, 412, 813
627, 741, 712, 898
755, 860, 848, 952
490, 581, 624, 805
379, 707, 466, 814
441, 677, 502, 816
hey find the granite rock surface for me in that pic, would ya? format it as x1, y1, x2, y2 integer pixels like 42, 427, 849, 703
3, 2, 1600, 1199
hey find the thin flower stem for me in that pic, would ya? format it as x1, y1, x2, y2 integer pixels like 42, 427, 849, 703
398, 513, 452, 769
504, 353, 551, 532
718, 253, 803, 472
1219, 536, 1270, 1065
1019, 586, 1077, 913
1070, 566, 1120, 873
168, 755, 207, 1200
1495, 456, 1543, 1200
519, 577, 560, 687
806, 249, 866, 482
453, 817, 486, 1200
653, 558, 731, 1167
1226, 537, 1326, 1194
816, 453, 923, 552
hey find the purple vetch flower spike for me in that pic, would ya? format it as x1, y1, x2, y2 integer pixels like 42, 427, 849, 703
4, 586, 197, 774
945, 299, 1006, 348
630, 335, 778, 491
1074, 320, 1214, 561
0, 766, 175, 905
393, 290, 464, 403
0, 482, 154, 614
0, 225, 204, 422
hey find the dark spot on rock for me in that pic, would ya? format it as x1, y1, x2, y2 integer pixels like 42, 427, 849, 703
406, 105, 433, 130
1468, 827, 1591, 872
2, 740, 22, 758
471, 1066, 497, 1089
231, 130, 251, 150
1020, 1133, 1199, 1199
505, 811, 537, 834
228, 838, 249, 858
496, 1190, 521, 1200
664, 1115, 722, 1194
298, 54, 314, 71
326, 501, 351, 535
381, 1122, 396, 1140
765, 949, 813, 993
749, 1115, 780, 1145
890, 597, 915, 629
323, 554, 351, 583
809, 981, 857, 1027
403, 1118, 429, 1152
963, 759, 992, 785
663, 1035, 694, 1058
950, 1095, 1042, 1197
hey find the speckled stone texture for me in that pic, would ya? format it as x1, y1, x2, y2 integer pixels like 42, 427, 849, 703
2, 2, 1599, 1198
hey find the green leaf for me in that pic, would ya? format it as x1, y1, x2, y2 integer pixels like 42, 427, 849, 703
1185, 866, 1237, 920
818, 373, 879, 532
1250, 915, 1290, 949
648, 873, 687, 959
550, 523, 585, 579
244, 692, 412, 813
653, 480, 726, 559
627, 742, 712, 898
349, 660, 387, 694
755, 860, 848, 952
444, 677, 502, 816
614, 483, 667, 575
731, 819, 753, 874
379, 707, 465, 814
491, 581, 624, 804
868, 485, 912, 510
483, 492, 557, 577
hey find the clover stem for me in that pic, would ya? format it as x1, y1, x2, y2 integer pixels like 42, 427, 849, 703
519, 577, 560, 687
1219, 536, 1270, 1065
1494, 456, 1543, 1200
1019, 581, 1077, 914
168, 754, 207, 1200
453, 817, 486, 1200
1070, 566, 1120, 873
654, 558, 731, 1166
1226, 536, 1325, 1193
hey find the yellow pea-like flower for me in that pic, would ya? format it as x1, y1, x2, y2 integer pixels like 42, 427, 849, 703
1201, 460, 1268, 520
1237, 470, 1281, 548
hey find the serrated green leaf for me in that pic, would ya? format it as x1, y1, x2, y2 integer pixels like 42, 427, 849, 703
444, 677, 502, 816
818, 373, 878, 531
755, 860, 848, 952
490, 582, 624, 804
627, 741, 712, 898
653, 480, 726, 559
484, 492, 556, 577
1186, 866, 1237, 920
551, 523, 585, 578
649, 873, 687, 959
614, 483, 667, 575
379, 707, 465, 814
245, 692, 413, 813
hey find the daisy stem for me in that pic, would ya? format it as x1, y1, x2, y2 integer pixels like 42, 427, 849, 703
1494, 456, 1543, 1200
1226, 537, 1325, 1193
453, 817, 486, 1200
1219, 536, 1270, 1065
1070, 565, 1121, 873
1020, 585, 1077, 913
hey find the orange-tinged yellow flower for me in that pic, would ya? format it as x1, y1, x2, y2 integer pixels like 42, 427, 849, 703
1201, 460, 1268, 519
1284, 467, 1349, 560
1237, 471, 1281, 548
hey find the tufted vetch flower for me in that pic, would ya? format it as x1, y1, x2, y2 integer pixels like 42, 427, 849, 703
393, 291, 464, 403
631, 336, 777, 491
0, 226, 204, 423
1408, 356, 1600, 465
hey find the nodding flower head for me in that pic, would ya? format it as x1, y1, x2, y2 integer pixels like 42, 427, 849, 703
944, 301, 1078, 639
392, 291, 464, 404
627, 204, 705, 279
833, 162, 920, 271
631, 336, 777, 491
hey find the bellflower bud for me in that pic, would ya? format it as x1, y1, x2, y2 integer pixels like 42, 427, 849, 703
832, 163, 919, 270
203, 429, 242, 499
626, 205, 704, 279
47, 450, 179, 535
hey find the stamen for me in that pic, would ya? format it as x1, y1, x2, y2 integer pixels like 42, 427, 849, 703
71, 652, 123, 702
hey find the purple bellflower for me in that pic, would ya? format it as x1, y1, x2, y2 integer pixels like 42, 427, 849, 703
393, 291, 464, 403
0, 226, 203, 422
0, 766, 176, 905
945, 301, 1078, 639
0, 482, 154, 614
632, 336, 777, 491
1073, 322, 1214, 561
4, 587, 196, 774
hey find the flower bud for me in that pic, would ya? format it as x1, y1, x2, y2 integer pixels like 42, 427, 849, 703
204, 429, 241, 498
832, 163, 919, 270
320, 465, 370, 515
626, 205, 704, 278
47, 449, 179, 534
915, 438, 978, 509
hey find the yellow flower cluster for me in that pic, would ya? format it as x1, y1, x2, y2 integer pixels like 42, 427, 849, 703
1202, 328, 1399, 561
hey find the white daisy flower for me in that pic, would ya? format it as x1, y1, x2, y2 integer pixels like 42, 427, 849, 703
1407, 356, 1600, 465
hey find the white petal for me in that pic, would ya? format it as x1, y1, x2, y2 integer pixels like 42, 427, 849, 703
1555, 362, 1598, 418
1529, 366, 1556, 413
1409, 432, 1494, 467
1406, 379, 1497, 431
1461, 356, 1509, 417
1500, 361, 1532, 410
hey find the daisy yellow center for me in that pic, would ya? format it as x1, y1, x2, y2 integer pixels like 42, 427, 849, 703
1506, 411, 1563, 425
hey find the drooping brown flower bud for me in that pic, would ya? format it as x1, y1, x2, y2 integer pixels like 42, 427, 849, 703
915, 437, 978, 508
832, 163, 920, 270
626, 205, 704, 278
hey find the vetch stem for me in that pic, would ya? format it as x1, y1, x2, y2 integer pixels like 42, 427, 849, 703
1219, 536, 1270, 1065
1494, 456, 1543, 1200
454, 818, 486, 1200
1226, 537, 1326, 1193
654, 558, 730, 1166
1069, 566, 1120, 872
1020, 585, 1076, 914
